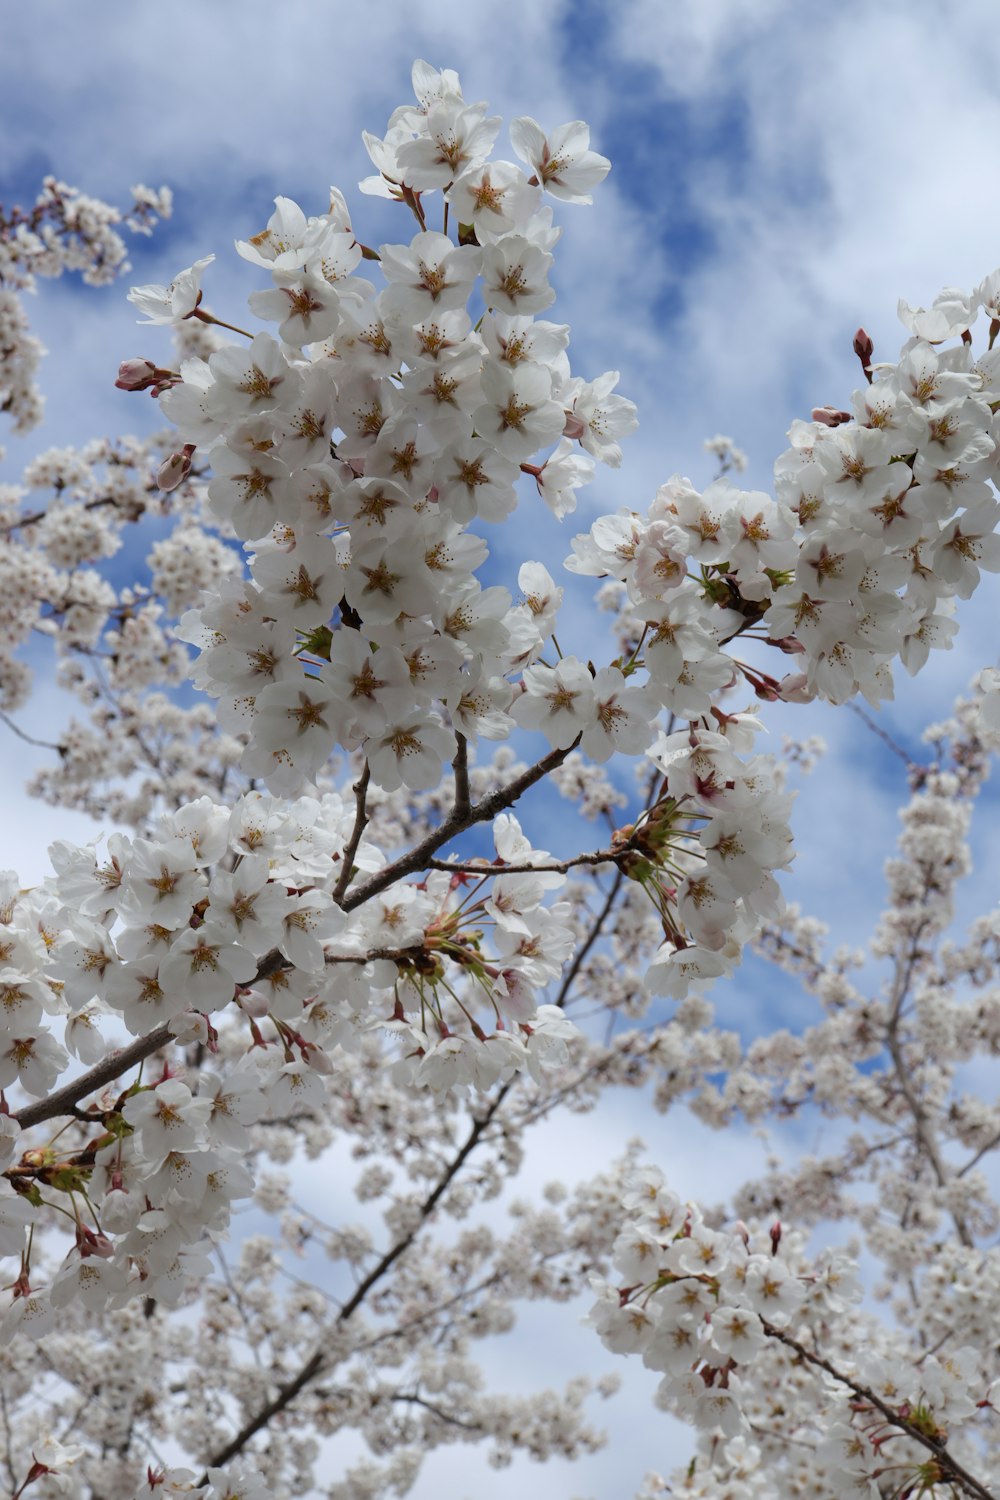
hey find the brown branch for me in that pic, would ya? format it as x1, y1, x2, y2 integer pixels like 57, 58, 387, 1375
332, 761, 370, 904
12, 949, 289, 1131
340, 740, 579, 913
885, 920, 973, 1248
959, 1126, 1000, 1179
390, 1392, 482, 1433
201, 1086, 511, 1472
0, 492, 123, 537
762, 1321, 996, 1500
426, 848, 624, 877
451, 734, 470, 819
554, 865, 627, 1011
12, 1027, 172, 1132
848, 700, 919, 771
0, 709, 64, 754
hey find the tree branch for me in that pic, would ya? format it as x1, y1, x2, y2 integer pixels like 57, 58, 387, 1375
426, 847, 624, 877
333, 761, 370, 904
0, 709, 64, 754
11, 949, 289, 1131
339, 740, 579, 913
451, 733, 470, 819
884, 920, 973, 1248
12, 1026, 172, 1132
553, 865, 627, 1012
762, 1321, 996, 1500
201, 1086, 511, 1472
390, 1391, 482, 1433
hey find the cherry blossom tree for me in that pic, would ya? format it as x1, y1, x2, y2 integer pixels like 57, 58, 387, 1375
2, 57, 1000, 1500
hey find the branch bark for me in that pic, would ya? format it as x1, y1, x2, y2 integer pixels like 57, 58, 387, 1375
762, 1320, 996, 1500
11, 949, 289, 1132
201, 1086, 511, 1472
338, 740, 579, 912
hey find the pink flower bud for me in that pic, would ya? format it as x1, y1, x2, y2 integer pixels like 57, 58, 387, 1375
853, 327, 874, 382
156, 443, 196, 492
777, 672, 814, 703
115, 358, 158, 391
77, 1224, 114, 1258
811, 406, 852, 427
853, 328, 873, 363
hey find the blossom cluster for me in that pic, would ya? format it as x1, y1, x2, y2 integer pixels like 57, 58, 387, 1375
590, 1167, 998, 1499
0, 783, 589, 1331
1, 177, 171, 434
157, 71, 634, 810
3, 54, 1000, 1500
571, 289, 1000, 709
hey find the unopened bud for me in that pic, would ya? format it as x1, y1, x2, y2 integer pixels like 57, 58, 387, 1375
77, 1225, 114, 1259
777, 672, 814, 703
770, 1219, 782, 1254
156, 443, 196, 492
811, 406, 852, 427
300, 1042, 333, 1075
853, 327, 874, 382
115, 358, 158, 392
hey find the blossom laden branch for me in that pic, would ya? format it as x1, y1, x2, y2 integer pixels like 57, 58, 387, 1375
761, 1321, 997, 1500
339, 740, 580, 911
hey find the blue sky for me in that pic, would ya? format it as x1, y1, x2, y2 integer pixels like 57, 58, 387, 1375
4, 2, 1000, 1493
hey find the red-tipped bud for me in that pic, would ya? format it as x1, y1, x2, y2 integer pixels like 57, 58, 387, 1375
770, 1219, 782, 1254
732, 1219, 751, 1248
853, 327, 874, 382
811, 406, 852, 427
77, 1224, 114, 1259
156, 443, 196, 492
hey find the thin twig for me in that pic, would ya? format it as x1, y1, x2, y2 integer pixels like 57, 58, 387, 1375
554, 866, 627, 1011
0, 709, 64, 754
451, 734, 470, 819
333, 761, 370, 904
885, 918, 973, 1248
426, 848, 624, 877
848, 701, 919, 770
390, 1392, 481, 1433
